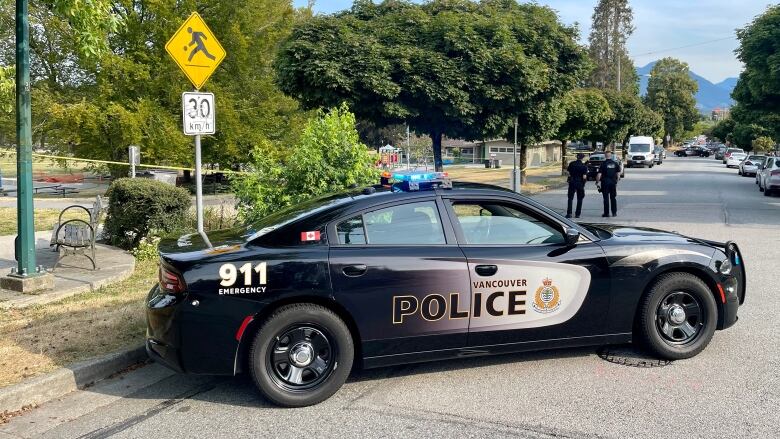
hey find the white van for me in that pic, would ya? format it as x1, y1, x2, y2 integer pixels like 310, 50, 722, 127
626, 136, 656, 168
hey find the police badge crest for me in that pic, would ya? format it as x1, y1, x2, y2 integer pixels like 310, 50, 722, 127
533, 277, 561, 313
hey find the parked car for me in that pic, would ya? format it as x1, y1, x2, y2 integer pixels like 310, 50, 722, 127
726, 152, 747, 168
653, 146, 666, 164
723, 148, 745, 164
586, 152, 625, 180
145, 171, 746, 407
675, 146, 709, 157
758, 156, 780, 196
714, 147, 727, 160
738, 155, 765, 177
756, 157, 769, 185
626, 136, 656, 167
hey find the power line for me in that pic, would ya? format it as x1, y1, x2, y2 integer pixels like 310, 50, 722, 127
634, 36, 737, 57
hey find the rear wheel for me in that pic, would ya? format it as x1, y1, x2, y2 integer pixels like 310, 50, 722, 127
636, 273, 717, 360
764, 187, 772, 196
249, 304, 354, 407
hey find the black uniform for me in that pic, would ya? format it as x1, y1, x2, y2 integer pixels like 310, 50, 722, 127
598, 158, 621, 216
566, 160, 588, 217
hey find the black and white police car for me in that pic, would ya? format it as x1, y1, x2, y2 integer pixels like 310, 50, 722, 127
146, 171, 746, 407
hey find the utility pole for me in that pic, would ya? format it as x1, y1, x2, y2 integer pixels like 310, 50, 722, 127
15, 0, 36, 276
1, 0, 52, 292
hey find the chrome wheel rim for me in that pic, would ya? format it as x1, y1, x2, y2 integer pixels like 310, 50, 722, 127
656, 291, 705, 345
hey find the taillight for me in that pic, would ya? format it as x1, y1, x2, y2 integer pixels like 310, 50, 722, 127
159, 265, 186, 294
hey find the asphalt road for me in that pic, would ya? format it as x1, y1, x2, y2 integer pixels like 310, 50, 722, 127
2, 156, 778, 439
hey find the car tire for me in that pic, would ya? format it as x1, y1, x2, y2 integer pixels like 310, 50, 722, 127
649, 164, 654, 168
249, 303, 354, 407
636, 272, 717, 360
764, 188, 772, 197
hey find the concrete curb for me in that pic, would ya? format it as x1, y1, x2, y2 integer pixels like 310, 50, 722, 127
0, 345, 147, 414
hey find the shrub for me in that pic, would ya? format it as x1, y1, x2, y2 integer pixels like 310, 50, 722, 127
234, 104, 379, 223
104, 178, 191, 249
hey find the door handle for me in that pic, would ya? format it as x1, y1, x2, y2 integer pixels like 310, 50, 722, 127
342, 264, 367, 277
474, 265, 498, 277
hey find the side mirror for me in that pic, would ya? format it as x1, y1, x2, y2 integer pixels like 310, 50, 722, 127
564, 228, 580, 246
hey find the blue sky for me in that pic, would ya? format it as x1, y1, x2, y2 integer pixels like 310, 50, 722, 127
292, 0, 775, 83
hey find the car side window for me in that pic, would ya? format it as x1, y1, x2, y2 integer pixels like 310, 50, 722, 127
452, 201, 564, 245
336, 216, 366, 245
336, 201, 446, 245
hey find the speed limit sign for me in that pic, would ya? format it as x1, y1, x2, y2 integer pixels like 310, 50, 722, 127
182, 92, 215, 135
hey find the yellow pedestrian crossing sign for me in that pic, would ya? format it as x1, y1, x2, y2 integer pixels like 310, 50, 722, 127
165, 12, 226, 90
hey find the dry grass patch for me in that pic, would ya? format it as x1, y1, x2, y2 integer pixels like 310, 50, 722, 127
0, 207, 87, 236
0, 260, 157, 388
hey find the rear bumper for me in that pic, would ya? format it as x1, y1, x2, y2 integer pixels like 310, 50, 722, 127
145, 285, 186, 372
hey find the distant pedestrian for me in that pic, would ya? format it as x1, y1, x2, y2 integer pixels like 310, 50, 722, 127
596, 150, 621, 217
565, 153, 588, 218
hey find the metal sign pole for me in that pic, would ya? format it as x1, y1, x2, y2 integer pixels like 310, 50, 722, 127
512, 117, 518, 192
194, 133, 211, 247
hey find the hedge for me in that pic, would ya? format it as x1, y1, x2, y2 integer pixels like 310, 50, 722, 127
104, 178, 191, 249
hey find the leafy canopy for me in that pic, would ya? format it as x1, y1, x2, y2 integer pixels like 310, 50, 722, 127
644, 57, 699, 144
275, 0, 587, 170
234, 104, 378, 223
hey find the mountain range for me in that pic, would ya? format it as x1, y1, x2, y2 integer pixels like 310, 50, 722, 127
637, 61, 736, 113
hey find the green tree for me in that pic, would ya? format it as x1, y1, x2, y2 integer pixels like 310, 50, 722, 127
711, 118, 735, 143
593, 90, 641, 147
0, 1, 307, 176
732, 5, 780, 140
587, 0, 637, 93
555, 88, 613, 174
275, 0, 587, 172
644, 57, 699, 147
732, 122, 767, 151
752, 136, 775, 153
234, 104, 378, 223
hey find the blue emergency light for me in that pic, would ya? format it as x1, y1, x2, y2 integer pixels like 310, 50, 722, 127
381, 171, 451, 192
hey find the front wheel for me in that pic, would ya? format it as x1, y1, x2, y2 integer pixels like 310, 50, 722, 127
636, 273, 717, 360
249, 304, 354, 407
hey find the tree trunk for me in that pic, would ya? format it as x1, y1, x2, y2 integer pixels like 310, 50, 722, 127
520, 142, 528, 185
560, 140, 568, 176
663, 133, 670, 148
432, 131, 443, 172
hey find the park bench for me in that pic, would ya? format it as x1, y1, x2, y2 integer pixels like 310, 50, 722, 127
49, 195, 106, 270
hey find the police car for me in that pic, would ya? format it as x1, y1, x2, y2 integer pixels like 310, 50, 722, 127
146, 172, 746, 407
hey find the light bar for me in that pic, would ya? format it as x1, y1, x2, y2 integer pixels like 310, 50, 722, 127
390, 171, 449, 182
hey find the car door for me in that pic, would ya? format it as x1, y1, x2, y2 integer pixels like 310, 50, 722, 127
442, 195, 612, 351
328, 197, 471, 364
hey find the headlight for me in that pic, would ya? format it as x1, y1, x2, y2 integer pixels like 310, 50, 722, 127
719, 258, 732, 275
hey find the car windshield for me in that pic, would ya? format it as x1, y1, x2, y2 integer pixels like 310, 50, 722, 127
732, 153, 746, 159
589, 154, 605, 160
629, 144, 652, 153
727, 149, 744, 153
747, 156, 764, 161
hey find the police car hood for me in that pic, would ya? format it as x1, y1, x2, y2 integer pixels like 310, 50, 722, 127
584, 223, 702, 245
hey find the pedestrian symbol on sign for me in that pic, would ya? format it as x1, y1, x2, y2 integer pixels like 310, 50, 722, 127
165, 12, 226, 90
186, 27, 217, 62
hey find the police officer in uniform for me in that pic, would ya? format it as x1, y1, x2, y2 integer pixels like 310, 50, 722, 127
596, 150, 621, 217
565, 153, 588, 218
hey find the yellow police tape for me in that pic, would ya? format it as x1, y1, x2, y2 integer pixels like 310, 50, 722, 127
0, 152, 248, 176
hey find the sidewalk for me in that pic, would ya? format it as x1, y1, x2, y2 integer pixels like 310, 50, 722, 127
0, 234, 135, 309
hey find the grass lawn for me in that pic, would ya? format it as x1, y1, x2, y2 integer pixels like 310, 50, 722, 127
0, 260, 156, 388
0, 207, 86, 236
445, 162, 567, 193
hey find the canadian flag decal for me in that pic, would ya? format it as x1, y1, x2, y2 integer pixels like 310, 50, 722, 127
300, 231, 321, 242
